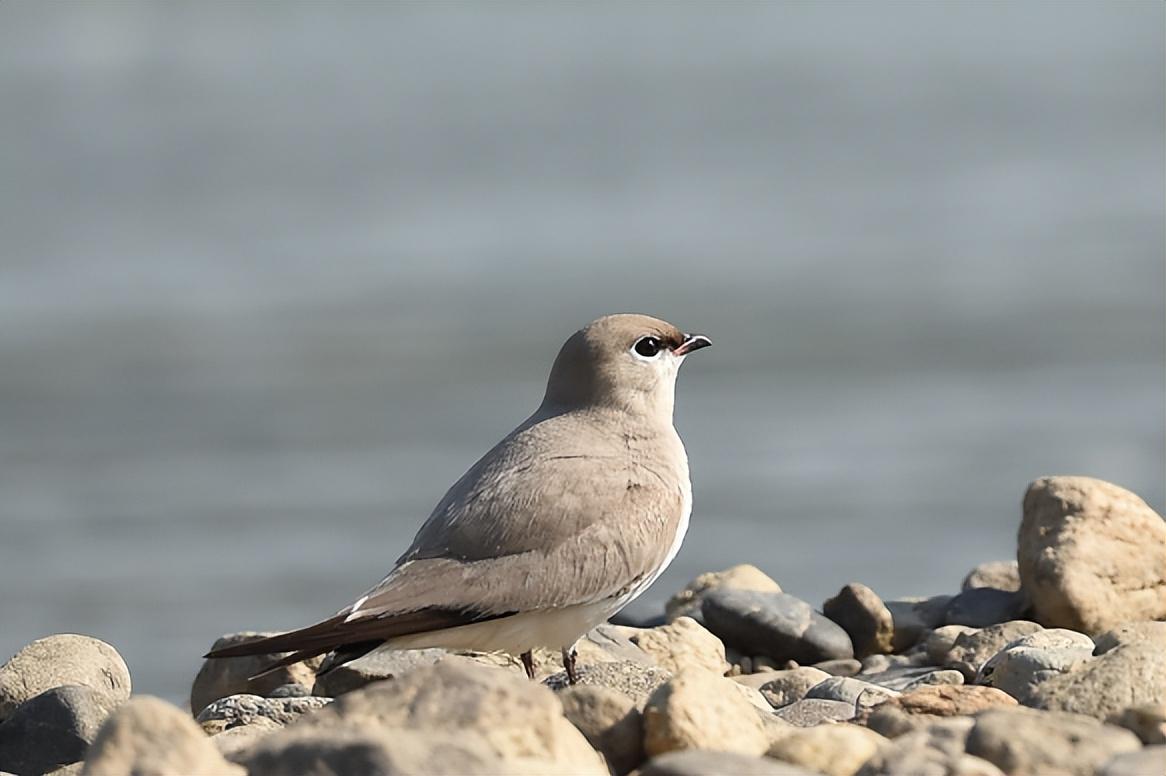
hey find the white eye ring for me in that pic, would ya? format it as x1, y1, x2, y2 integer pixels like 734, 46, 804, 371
631, 336, 664, 360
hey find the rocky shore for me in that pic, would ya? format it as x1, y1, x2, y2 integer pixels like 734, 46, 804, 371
1, 475, 1164, 776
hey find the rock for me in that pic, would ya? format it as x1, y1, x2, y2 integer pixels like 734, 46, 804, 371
1098, 746, 1166, 776
857, 719, 1005, 776
643, 670, 770, 757
701, 589, 853, 666
545, 660, 673, 706
1093, 620, 1166, 654
638, 749, 819, 776
942, 621, 1043, 680
925, 625, 977, 666
733, 667, 830, 709
962, 561, 1022, 593
885, 596, 953, 652
805, 677, 897, 711
310, 647, 447, 697
768, 723, 886, 776
0, 686, 121, 775
901, 670, 965, 691
211, 717, 282, 762
616, 617, 729, 676
1029, 640, 1166, 720
813, 658, 862, 676
82, 695, 243, 776
240, 726, 570, 776
534, 626, 658, 681
279, 657, 604, 771
772, 698, 857, 727
858, 664, 954, 692
966, 707, 1140, 776
1018, 476, 1166, 634
193, 633, 321, 715
975, 629, 1094, 702
665, 564, 782, 622
823, 584, 896, 658
860, 654, 894, 673
863, 685, 1016, 738
1110, 703, 1166, 745
0, 635, 131, 722
195, 694, 332, 734
943, 589, 1026, 629
559, 685, 643, 775
266, 683, 311, 698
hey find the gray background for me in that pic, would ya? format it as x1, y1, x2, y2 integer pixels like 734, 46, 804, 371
1, 2, 1162, 702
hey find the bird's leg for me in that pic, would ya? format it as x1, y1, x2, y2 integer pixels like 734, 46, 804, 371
520, 650, 536, 680
561, 646, 579, 685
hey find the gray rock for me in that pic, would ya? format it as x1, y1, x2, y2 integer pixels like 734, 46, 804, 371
1029, 640, 1166, 720
901, 670, 965, 692
943, 588, 1026, 629
1098, 746, 1166, 776
0, 635, 131, 722
975, 628, 1094, 702
942, 621, 1043, 680
822, 583, 895, 658
195, 694, 332, 734
310, 648, 447, 697
1018, 476, 1166, 634
665, 565, 783, 624
812, 658, 862, 676
860, 664, 958, 692
238, 727, 534, 776
772, 698, 856, 726
732, 667, 830, 709
804, 676, 897, 710
545, 660, 672, 706
885, 596, 953, 652
639, 750, 819, 776
559, 685, 643, 775
961, 561, 1021, 593
701, 589, 853, 665
0, 686, 120, 775
193, 633, 320, 716
966, 707, 1140, 776
266, 684, 311, 698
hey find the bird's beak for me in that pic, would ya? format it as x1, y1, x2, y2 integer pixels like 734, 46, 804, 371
674, 333, 712, 356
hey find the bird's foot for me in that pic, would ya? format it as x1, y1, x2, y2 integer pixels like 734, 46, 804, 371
520, 650, 536, 680
561, 646, 579, 684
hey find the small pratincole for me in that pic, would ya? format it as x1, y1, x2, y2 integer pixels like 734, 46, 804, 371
205, 313, 711, 682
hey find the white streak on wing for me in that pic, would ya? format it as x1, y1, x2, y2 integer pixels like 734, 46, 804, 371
343, 594, 369, 622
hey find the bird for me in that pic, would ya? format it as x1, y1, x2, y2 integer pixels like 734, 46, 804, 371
205, 313, 711, 683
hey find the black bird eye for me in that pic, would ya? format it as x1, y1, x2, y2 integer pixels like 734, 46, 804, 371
633, 336, 663, 358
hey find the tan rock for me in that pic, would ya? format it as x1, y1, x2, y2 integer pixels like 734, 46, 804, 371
1110, 703, 1166, 745
192, 632, 320, 714
962, 561, 1022, 593
768, 723, 886, 776
81, 696, 243, 776
823, 584, 896, 658
560, 685, 643, 775
925, 625, 977, 666
195, 694, 332, 734
617, 617, 729, 675
665, 565, 781, 621
1018, 476, 1166, 634
1093, 620, 1166, 654
966, 707, 1140, 776
942, 621, 1043, 679
857, 719, 1004, 776
864, 685, 1016, 738
1029, 641, 1166, 720
286, 657, 605, 771
639, 749, 820, 775
545, 660, 673, 706
0, 635, 131, 721
732, 667, 830, 708
643, 669, 770, 757
212, 717, 282, 762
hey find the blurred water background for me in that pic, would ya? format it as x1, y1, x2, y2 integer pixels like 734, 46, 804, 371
1, 2, 1162, 702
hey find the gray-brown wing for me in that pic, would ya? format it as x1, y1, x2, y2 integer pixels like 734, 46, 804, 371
347, 412, 687, 618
